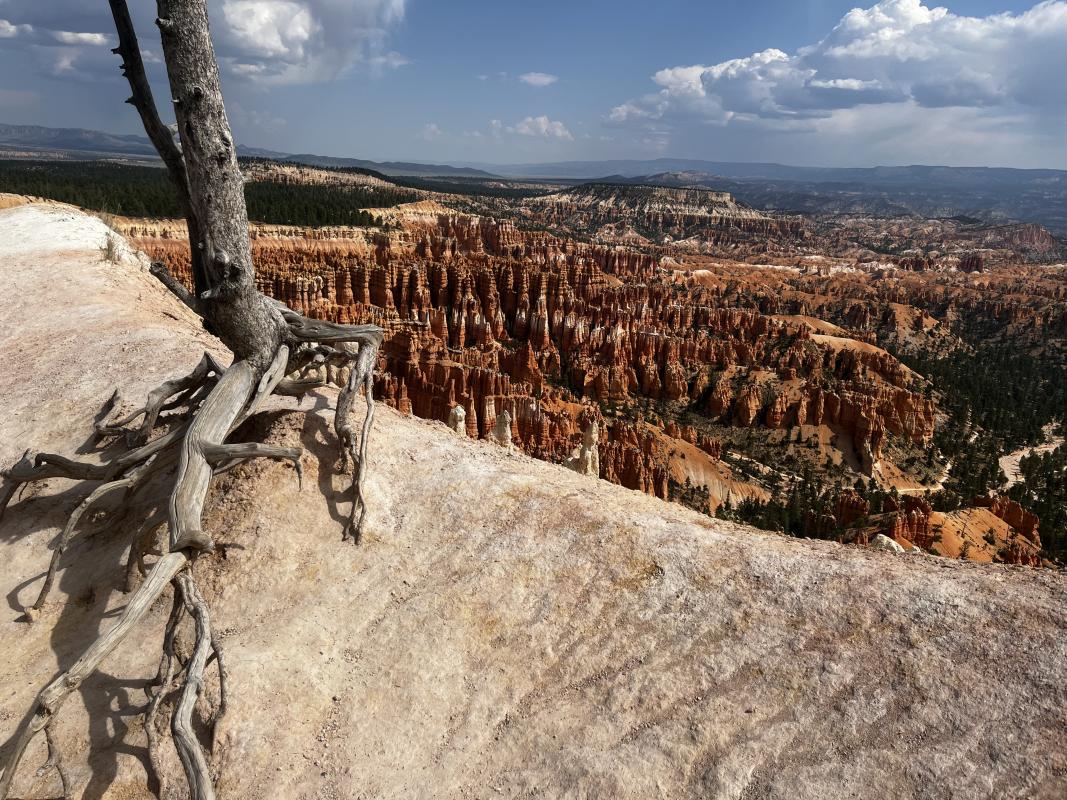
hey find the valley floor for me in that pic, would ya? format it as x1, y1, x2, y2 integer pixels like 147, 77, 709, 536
1000, 426, 1066, 489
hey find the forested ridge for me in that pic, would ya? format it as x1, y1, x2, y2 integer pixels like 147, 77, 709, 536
0, 159, 418, 225
895, 315, 1067, 559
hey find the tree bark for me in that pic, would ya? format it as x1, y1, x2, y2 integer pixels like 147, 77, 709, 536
154, 0, 286, 367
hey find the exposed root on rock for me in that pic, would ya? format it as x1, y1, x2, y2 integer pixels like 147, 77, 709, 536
172, 571, 215, 800
0, 2, 386, 797
39, 720, 72, 800
0, 552, 188, 798
97, 352, 225, 446
337, 339, 379, 542
145, 589, 184, 798
0, 308, 382, 797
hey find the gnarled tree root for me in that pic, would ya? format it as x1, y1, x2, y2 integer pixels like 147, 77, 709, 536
145, 588, 185, 798
1, 310, 382, 799
97, 352, 225, 446
0, 1, 386, 797
337, 340, 379, 543
172, 571, 215, 800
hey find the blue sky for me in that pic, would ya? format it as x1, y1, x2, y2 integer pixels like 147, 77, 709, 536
1, 1, 1064, 167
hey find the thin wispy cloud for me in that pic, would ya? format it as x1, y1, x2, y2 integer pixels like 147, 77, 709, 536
419, 122, 443, 141
519, 72, 558, 87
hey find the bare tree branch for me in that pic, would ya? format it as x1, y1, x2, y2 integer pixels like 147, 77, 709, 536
108, 0, 210, 295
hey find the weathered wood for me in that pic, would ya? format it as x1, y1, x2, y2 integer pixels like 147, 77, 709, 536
231, 344, 288, 431
2, 422, 191, 513
284, 313, 386, 349
155, 0, 286, 366
42, 720, 72, 800
173, 571, 216, 800
29, 476, 136, 617
203, 442, 304, 489
0, 4, 389, 797
170, 360, 257, 552
146, 588, 185, 797
337, 338, 380, 542
97, 351, 222, 443
150, 261, 202, 313
108, 0, 209, 295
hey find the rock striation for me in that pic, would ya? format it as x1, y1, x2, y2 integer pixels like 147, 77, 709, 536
520, 183, 805, 250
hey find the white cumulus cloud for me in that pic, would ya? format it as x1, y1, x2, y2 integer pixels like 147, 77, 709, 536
0, 0, 407, 84
216, 0, 407, 83
609, 0, 1067, 164
49, 30, 108, 46
0, 14, 114, 78
0, 20, 29, 38
606, 0, 1067, 164
510, 115, 573, 139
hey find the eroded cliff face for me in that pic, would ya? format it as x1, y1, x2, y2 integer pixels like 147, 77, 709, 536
839, 494, 1044, 568
110, 191, 1062, 568
502, 183, 1063, 267
121, 206, 938, 512
676, 252, 1067, 358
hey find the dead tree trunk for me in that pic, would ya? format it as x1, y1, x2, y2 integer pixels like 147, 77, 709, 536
0, 1, 385, 797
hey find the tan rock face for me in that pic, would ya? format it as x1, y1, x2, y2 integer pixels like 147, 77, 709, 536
447, 403, 467, 436
840, 494, 1044, 567
116, 198, 1059, 547
565, 420, 600, 477
835, 489, 871, 527
886, 496, 935, 549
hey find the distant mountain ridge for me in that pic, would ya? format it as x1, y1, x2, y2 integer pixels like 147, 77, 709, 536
3, 123, 1066, 236
0, 123, 159, 157
0, 123, 495, 178
476, 157, 1067, 184
263, 152, 494, 178
590, 168, 1067, 239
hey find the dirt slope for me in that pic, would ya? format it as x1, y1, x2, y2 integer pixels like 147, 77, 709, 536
1, 203, 1066, 800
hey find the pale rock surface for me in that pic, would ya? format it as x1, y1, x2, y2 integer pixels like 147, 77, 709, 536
1, 204, 1066, 800
566, 419, 600, 477
447, 404, 466, 436
491, 408, 514, 450
872, 533, 906, 554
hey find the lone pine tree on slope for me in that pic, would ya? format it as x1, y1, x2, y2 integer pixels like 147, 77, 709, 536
0, 2, 384, 798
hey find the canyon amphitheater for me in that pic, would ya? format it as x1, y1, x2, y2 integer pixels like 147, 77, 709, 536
0, 201, 1065, 800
